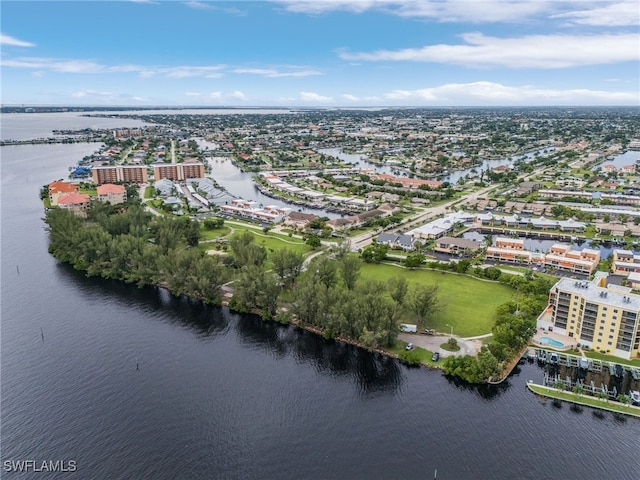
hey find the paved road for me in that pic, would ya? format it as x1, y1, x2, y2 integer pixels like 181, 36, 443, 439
398, 333, 483, 358
349, 183, 498, 251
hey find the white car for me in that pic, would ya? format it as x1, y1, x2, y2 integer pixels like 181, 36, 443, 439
405, 343, 414, 351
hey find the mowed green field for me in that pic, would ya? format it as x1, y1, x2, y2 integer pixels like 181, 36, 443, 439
360, 263, 516, 337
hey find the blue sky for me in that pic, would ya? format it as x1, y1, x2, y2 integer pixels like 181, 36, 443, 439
1, 0, 639, 106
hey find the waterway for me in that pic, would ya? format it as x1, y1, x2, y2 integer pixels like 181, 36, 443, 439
196, 139, 341, 219
318, 147, 557, 185
2, 112, 639, 480
599, 150, 640, 170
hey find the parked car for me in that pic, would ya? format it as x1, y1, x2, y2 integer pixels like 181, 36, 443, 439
405, 343, 414, 351
432, 352, 440, 362
423, 328, 435, 335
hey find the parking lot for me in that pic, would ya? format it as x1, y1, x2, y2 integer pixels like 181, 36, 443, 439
398, 332, 483, 358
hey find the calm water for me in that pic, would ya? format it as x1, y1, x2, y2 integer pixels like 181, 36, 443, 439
1, 113, 639, 480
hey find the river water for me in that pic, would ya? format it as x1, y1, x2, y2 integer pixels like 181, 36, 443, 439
1, 112, 639, 480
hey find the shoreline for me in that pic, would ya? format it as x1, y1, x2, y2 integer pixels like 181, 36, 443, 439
526, 382, 640, 418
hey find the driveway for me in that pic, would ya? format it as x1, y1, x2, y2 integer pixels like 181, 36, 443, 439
398, 333, 483, 358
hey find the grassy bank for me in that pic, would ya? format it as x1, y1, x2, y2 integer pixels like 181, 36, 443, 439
527, 383, 640, 418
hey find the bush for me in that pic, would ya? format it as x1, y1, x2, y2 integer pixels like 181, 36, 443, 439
399, 349, 421, 366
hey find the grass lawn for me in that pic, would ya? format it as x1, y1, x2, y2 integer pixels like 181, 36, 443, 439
360, 263, 515, 337
389, 340, 440, 367
200, 227, 232, 241
527, 383, 640, 418
144, 186, 155, 199
584, 351, 640, 368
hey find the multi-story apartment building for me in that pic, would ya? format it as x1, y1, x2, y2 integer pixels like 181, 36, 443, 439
96, 184, 127, 205
57, 192, 91, 218
543, 244, 600, 275
48, 180, 79, 206
543, 272, 640, 359
612, 249, 640, 276
153, 162, 205, 181
485, 241, 599, 275
92, 165, 148, 185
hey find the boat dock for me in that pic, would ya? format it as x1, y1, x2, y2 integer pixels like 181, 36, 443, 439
533, 348, 640, 378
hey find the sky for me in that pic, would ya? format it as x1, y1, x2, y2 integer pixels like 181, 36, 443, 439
1, 0, 639, 107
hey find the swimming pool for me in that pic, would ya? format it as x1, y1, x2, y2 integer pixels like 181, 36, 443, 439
539, 336, 565, 348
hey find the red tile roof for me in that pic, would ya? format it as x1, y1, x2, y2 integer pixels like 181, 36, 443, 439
57, 193, 90, 205
49, 180, 78, 194
97, 184, 126, 195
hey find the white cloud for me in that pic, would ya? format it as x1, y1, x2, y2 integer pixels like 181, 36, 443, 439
0, 34, 35, 47
233, 67, 322, 78
1, 56, 226, 78
551, 1, 639, 26
274, 0, 554, 23
230, 91, 247, 100
71, 89, 113, 98
184, 1, 214, 10
2, 57, 112, 73
161, 66, 225, 79
381, 81, 639, 105
342, 94, 360, 101
340, 32, 640, 68
300, 91, 334, 102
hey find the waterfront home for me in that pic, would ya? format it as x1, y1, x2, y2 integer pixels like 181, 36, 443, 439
495, 237, 524, 250
543, 244, 600, 275
97, 184, 126, 205
594, 222, 628, 237
486, 246, 532, 265
557, 218, 586, 232
374, 174, 443, 190
543, 272, 640, 360
48, 180, 79, 206
612, 249, 640, 277
626, 272, 640, 290
530, 216, 559, 230
57, 192, 91, 217
408, 211, 475, 240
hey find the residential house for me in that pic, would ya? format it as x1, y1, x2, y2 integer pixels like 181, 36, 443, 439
48, 180, 78, 206
612, 249, 640, 276
434, 237, 483, 255
283, 212, 319, 230
57, 192, 91, 217
97, 184, 126, 205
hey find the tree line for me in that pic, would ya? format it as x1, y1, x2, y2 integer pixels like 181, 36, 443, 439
45, 204, 227, 304
45, 205, 444, 352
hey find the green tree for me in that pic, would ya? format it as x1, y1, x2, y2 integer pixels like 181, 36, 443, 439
361, 243, 388, 263
404, 252, 425, 268
340, 254, 361, 290
407, 284, 441, 324
306, 235, 322, 249
271, 248, 305, 288
387, 276, 409, 306
228, 231, 266, 267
